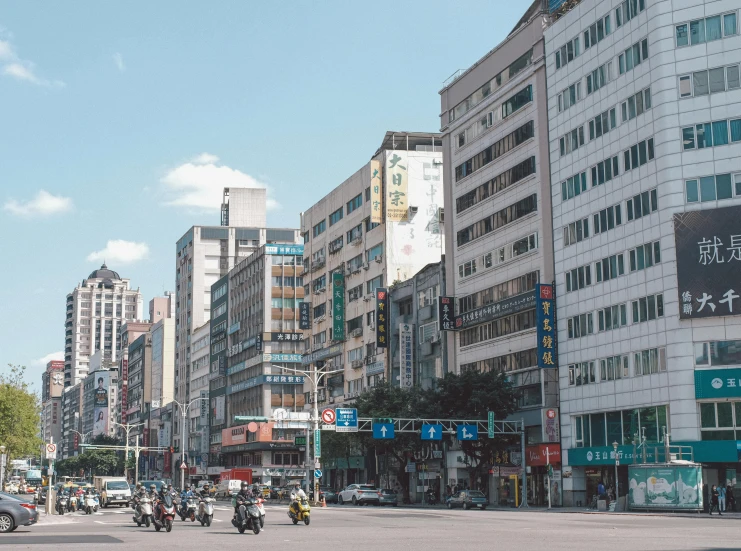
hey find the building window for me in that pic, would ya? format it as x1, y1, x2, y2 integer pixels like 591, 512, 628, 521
676, 12, 738, 47
329, 207, 343, 226
364, 217, 380, 232
419, 322, 437, 343
455, 156, 536, 214
559, 125, 585, 156
312, 220, 326, 238
347, 316, 363, 333
561, 171, 587, 201
557, 81, 582, 113
595, 253, 625, 283
586, 61, 613, 95
694, 341, 741, 366
366, 276, 383, 295
501, 85, 533, 118
598, 304, 628, 332
618, 38, 648, 74
584, 14, 612, 50
631, 294, 664, 323
574, 406, 667, 449
623, 138, 654, 171
459, 309, 536, 347
455, 121, 534, 182
567, 313, 594, 339
621, 87, 652, 121
313, 303, 326, 319
682, 118, 741, 150
347, 284, 363, 302
418, 285, 439, 308
686, 173, 737, 203
634, 347, 667, 375
626, 189, 658, 221
615, 0, 646, 28
563, 217, 589, 247
591, 155, 620, 187
460, 348, 537, 374
565, 264, 591, 293
458, 258, 477, 280
346, 224, 362, 243
458, 271, 538, 315
456, 194, 537, 247
366, 243, 383, 262
679, 66, 740, 97
313, 331, 327, 346
593, 204, 622, 235
629, 241, 661, 271
347, 346, 363, 362
568, 362, 596, 386
554, 36, 580, 70
328, 236, 344, 254
589, 108, 617, 140
346, 194, 362, 215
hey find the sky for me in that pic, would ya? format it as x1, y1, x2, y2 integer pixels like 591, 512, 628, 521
0, 1, 527, 392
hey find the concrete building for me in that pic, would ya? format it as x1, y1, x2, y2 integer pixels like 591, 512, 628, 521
61, 382, 83, 458
124, 333, 150, 442
300, 131, 444, 409
187, 321, 210, 479
116, 321, 153, 427
64, 264, 144, 387
221, 188, 267, 228
40, 361, 64, 446
207, 274, 229, 476
544, 0, 741, 505
439, 0, 558, 506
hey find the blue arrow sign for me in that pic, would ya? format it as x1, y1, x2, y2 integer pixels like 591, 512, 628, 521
336, 408, 358, 433
457, 425, 478, 441
421, 424, 442, 441
314, 469, 323, 479
373, 423, 395, 439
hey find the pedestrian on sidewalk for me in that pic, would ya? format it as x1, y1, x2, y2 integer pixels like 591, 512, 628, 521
709, 485, 721, 515
719, 484, 726, 513
726, 485, 735, 512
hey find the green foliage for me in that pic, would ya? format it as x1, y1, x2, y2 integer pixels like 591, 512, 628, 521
0, 365, 42, 466
56, 448, 123, 478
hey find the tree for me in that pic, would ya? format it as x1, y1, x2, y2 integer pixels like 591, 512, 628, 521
0, 365, 42, 472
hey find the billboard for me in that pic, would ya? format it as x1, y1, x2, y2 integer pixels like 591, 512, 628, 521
628, 465, 703, 510
92, 371, 110, 437
375, 288, 389, 348
674, 205, 741, 319
536, 284, 557, 368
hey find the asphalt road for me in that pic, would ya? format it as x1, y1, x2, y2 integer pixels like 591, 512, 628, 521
5, 502, 741, 550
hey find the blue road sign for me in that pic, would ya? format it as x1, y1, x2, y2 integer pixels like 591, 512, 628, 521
314, 469, 323, 479
336, 408, 358, 433
373, 423, 395, 439
421, 424, 442, 440
457, 425, 478, 441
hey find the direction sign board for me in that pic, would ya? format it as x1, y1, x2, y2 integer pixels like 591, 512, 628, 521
321, 409, 336, 424
457, 425, 478, 441
488, 412, 495, 438
294, 435, 307, 447
335, 408, 358, 433
373, 423, 395, 439
421, 424, 442, 441
314, 469, 323, 479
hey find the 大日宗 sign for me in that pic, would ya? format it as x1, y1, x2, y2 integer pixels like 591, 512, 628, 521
674, 206, 741, 319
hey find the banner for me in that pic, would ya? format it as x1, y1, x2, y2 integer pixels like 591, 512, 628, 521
375, 288, 389, 348
400, 323, 414, 389
299, 302, 311, 330
386, 151, 408, 222
332, 272, 345, 341
438, 296, 455, 330
455, 290, 535, 330
536, 284, 557, 368
370, 159, 383, 224
92, 371, 110, 437
675, 205, 741, 319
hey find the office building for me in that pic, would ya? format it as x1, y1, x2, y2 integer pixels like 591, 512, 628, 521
545, 0, 741, 505
40, 361, 64, 446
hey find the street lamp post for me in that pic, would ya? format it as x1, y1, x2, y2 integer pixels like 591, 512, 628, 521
271, 362, 343, 503
171, 398, 207, 491
612, 441, 619, 511
111, 421, 145, 482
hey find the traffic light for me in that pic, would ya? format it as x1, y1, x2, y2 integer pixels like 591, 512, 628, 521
169, 447, 174, 454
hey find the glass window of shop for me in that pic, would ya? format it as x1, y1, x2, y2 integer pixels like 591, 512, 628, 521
573, 406, 667, 447
700, 401, 741, 440
695, 340, 741, 366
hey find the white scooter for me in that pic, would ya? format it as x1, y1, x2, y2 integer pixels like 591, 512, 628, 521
196, 496, 215, 527
84, 493, 100, 515
133, 495, 153, 527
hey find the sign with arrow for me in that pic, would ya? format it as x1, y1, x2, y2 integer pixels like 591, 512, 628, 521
321, 408, 336, 424
457, 425, 478, 441
335, 408, 358, 433
372, 423, 395, 439
421, 424, 442, 441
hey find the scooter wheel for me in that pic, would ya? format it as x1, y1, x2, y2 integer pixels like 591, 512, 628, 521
206, 515, 212, 527
145, 517, 150, 528
238, 525, 246, 534
165, 519, 172, 532
252, 521, 261, 535
292, 518, 298, 525
154, 523, 161, 532
304, 516, 310, 526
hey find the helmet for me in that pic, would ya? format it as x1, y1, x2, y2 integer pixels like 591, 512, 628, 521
136, 482, 142, 489
203, 483, 209, 489
241, 481, 249, 489
150, 484, 156, 491
252, 484, 259, 492
185, 484, 190, 490
294, 482, 300, 487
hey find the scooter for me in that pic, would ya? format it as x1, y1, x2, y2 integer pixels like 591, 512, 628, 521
84, 493, 100, 515
288, 497, 311, 526
56, 494, 69, 516
232, 496, 261, 534
196, 496, 215, 527
68, 494, 78, 513
133, 495, 153, 527
153, 494, 176, 533
256, 496, 266, 528
178, 497, 198, 522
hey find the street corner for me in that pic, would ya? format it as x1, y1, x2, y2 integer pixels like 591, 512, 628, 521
35, 512, 79, 526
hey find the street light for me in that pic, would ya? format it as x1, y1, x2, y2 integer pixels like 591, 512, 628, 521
612, 441, 619, 511
171, 397, 207, 491
270, 361, 343, 502
111, 421, 145, 481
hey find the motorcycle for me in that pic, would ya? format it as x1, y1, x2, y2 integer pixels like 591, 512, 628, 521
178, 496, 198, 522
256, 496, 266, 528
154, 494, 176, 533
84, 493, 100, 515
68, 494, 78, 513
288, 496, 311, 526
133, 495, 153, 527
56, 494, 69, 516
196, 496, 215, 527
232, 496, 261, 535
426, 491, 438, 505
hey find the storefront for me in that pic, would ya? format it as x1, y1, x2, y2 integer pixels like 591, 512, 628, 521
525, 443, 561, 506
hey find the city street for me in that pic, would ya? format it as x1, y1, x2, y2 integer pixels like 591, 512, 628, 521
6, 502, 741, 550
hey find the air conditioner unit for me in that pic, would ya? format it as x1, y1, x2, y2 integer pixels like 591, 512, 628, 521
351, 360, 363, 369
363, 294, 373, 302
431, 333, 440, 343
362, 262, 370, 270
328, 397, 335, 404
350, 328, 363, 338
408, 206, 419, 216
351, 237, 362, 246
374, 256, 382, 263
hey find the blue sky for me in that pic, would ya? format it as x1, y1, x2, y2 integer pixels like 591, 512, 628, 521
0, 1, 526, 391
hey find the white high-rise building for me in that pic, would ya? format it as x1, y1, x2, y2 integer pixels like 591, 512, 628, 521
545, 0, 741, 505
64, 264, 144, 387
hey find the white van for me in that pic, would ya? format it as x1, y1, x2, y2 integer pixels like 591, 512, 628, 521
216, 479, 244, 498
94, 476, 131, 507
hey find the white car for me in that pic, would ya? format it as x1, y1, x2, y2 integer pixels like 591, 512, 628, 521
337, 484, 381, 506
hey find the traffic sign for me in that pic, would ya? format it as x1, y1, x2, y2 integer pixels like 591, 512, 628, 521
314, 429, 322, 459
314, 469, 323, 479
45, 443, 57, 460
488, 411, 495, 438
336, 408, 358, 433
372, 423, 395, 439
421, 424, 442, 440
321, 408, 336, 424
321, 424, 336, 431
179, 462, 187, 470
457, 425, 478, 441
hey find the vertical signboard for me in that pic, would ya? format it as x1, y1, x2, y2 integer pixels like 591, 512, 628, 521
314, 429, 321, 459
299, 302, 311, 330
376, 288, 389, 348
536, 284, 557, 368
542, 408, 560, 443
438, 296, 455, 330
399, 323, 414, 388
92, 371, 110, 437
370, 159, 383, 224
121, 359, 129, 414
385, 151, 408, 222
256, 333, 263, 352
332, 272, 345, 341
200, 390, 208, 423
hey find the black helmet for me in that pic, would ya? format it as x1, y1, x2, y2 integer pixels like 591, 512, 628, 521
241, 481, 249, 489
167, 484, 173, 490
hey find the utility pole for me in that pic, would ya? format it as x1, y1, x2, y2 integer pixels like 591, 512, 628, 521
111, 421, 145, 481
171, 398, 206, 490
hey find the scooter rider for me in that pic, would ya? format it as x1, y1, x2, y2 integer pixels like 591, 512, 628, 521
197, 483, 211, 499
180, 484, 195, 517
234, 481, 254, 524
289, 482, 307, 517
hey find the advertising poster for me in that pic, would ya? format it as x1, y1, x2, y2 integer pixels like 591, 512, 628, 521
628, 466, 702, 509
92, 371, 110, 437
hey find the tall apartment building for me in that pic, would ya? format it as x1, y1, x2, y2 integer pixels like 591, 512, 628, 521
116, 321, 153, 427
187, 321, 210, 479
64, 264, 144, 387
545, 0, 741, 505
221, 188, 267, 227
61, 382, 83, 458
439, 0, 558, 506
40, 361, 64, 446
300, 131, 444, 406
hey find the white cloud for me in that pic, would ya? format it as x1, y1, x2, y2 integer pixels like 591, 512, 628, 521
33, 351, 63, 367
0, 32, 64, 87
3, 190, 74, 217
87, 240, 150, 264
113, 52, 125, 72
161, 153, 279, 210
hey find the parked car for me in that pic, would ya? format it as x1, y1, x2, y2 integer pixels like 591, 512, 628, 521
446, 490, 488, 510
0, 492, 38, 533
378, 489, 398, 506
338, 484, 381, 506
320, 486, 338, 504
